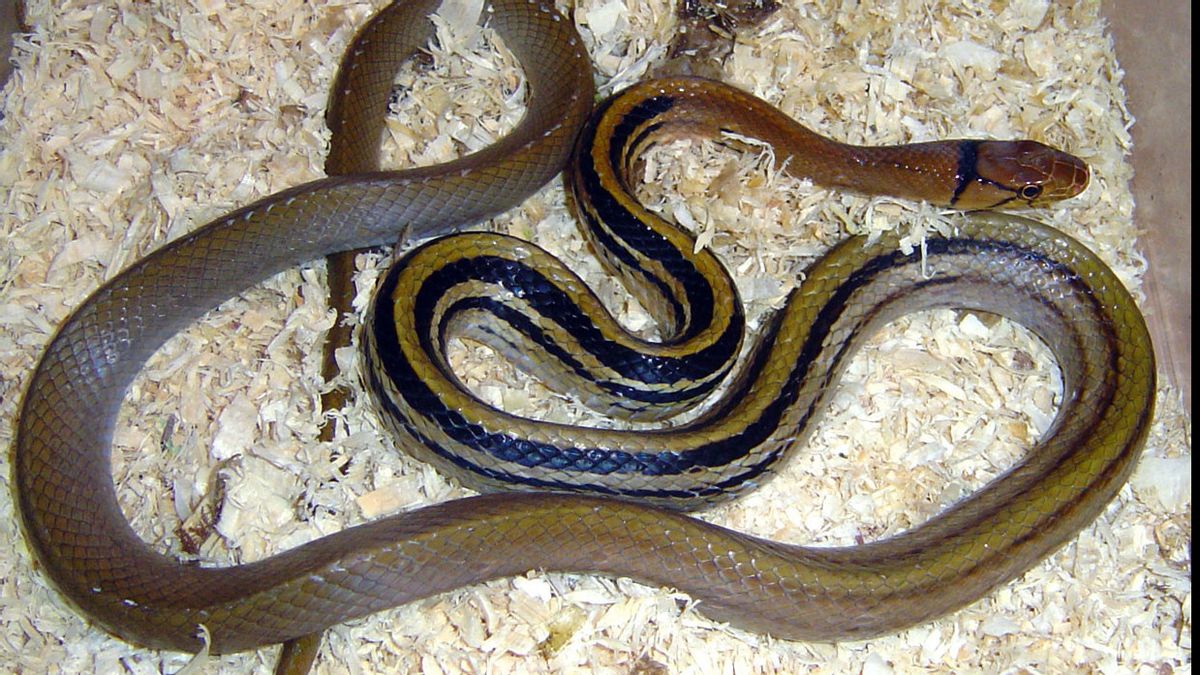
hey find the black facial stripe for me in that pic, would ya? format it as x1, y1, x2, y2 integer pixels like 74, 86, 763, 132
950, 140, 981, 205
951, 140, 1025, 207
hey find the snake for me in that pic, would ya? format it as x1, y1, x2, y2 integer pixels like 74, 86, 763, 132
12, 0, 1155, 663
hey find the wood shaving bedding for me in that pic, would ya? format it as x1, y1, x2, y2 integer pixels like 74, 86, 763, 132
0, 0, 1189, 673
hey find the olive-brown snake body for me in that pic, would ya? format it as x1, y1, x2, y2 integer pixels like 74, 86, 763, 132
12, 0, 1155, 663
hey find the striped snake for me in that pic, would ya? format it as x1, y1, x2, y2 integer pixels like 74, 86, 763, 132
13, 0, 1155, 665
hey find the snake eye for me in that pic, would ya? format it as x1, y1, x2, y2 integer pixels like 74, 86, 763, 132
1019, 185, 1043, 201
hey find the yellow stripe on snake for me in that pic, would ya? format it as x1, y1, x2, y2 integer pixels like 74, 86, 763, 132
12, 0, 1155, 665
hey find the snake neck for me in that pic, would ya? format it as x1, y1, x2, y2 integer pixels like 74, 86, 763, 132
597, 77, 1087, 210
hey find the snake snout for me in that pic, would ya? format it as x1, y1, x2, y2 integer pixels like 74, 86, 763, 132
994, 139, 1090, 206
1044, 146, 1091, 202
1019, 140, 1091, 204
1012, 139, 1089, 204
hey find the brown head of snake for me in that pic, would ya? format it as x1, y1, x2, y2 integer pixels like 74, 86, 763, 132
964, 138, 1093, 207
12, 0, 1152, 667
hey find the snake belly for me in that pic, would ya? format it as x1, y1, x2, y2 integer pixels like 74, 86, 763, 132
13, 0, 1155, 660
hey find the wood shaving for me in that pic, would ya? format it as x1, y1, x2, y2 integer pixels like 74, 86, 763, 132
0, 0, 1189, 673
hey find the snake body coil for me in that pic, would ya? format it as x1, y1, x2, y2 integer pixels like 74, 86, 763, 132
13, 0, 1154, 659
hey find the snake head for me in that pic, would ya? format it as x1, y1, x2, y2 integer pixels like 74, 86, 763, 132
963, 140, 1090, 209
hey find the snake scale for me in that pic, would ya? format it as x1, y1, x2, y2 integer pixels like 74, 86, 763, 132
12, 0, 1155, 665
